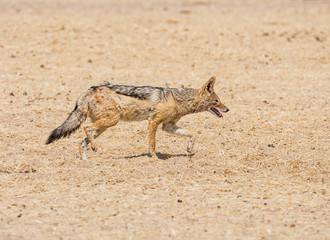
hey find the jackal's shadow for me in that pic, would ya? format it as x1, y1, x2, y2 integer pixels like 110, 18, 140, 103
119, 152, 194, 160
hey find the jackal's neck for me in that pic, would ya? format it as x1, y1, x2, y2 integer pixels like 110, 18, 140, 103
171, 88, 201, 115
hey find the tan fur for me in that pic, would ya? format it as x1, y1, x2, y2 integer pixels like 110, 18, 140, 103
46, 77, 229, 159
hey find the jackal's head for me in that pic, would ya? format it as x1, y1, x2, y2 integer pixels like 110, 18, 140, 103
198, 76, 229, 118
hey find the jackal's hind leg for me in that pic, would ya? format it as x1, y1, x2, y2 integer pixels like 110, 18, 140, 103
79, 138, 90, 160
162, 123, 196, 153
80, 127, 106, 160
83, 126, 105, 152
81, 116, 119, 159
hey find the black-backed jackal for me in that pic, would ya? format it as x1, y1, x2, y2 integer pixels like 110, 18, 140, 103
46, 77, 229, 159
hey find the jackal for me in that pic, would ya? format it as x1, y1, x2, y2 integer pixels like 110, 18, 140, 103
46, 76, 229, 159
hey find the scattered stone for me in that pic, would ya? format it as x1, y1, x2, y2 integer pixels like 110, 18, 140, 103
180, 10, 191, 14
314, 35, 326, 42
177, 199, 182, 203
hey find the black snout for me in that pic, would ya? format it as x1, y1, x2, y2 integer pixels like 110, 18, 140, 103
221, 108, 229, 113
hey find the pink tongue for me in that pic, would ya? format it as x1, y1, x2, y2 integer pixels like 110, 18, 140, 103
213, 108, 223, 117
217, 110, 223, 118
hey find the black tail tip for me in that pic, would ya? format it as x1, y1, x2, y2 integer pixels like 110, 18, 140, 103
45, 137, 53, 145
46, 133, 58, 145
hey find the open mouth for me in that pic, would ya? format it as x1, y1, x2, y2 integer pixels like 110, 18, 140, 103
209, 107, 223, 118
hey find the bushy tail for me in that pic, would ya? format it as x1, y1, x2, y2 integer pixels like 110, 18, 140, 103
46, 104, 87, 144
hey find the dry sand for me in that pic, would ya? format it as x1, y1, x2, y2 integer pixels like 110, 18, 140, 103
0, 0, 329, 239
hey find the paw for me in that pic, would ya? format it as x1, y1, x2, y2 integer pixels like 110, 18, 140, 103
187, 138, 195, 153
187, 143, 194, 153
149, 149, 157, 158
187, 146, 193, 153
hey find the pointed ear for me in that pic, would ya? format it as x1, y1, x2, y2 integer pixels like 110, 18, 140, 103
199, 76, 216, 96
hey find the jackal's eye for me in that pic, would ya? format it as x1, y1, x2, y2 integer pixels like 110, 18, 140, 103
215, 99, 219, 103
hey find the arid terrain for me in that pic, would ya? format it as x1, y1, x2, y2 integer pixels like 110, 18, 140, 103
0, 0, 329, 239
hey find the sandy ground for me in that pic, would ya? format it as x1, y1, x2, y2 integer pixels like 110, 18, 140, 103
0, 0, 329, 239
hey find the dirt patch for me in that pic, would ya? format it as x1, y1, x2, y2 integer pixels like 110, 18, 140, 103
0, 0, 329, 239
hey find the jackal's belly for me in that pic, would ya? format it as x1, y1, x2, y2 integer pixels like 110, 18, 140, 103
119, 105, 153, 121
115, 98, 155, 121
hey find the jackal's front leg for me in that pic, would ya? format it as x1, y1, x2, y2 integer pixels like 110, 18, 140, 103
162, 123, 196, 153
148, 118, 163, 157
